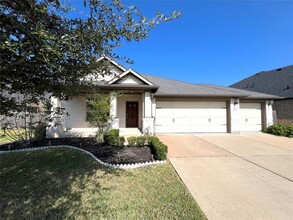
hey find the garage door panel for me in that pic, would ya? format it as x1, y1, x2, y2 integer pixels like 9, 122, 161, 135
174, 126, 192, 133
245, 124, 262, 131
210, 118, 227, 125
208, 109, 226, 116
156, 126, 173, 133
191, 109, 209, 117
209, 125, 227, 132
174, 118, 191, 125
245, 111, 261, 117
156, 118, 173, 125
173, 109, 191, 117
246, 117, 261, 123
156, 108, 173, 117
191, 118, 209, 124
191, 125, 209, 132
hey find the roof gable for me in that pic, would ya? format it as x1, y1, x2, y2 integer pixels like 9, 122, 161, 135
107, 69, 154, 86
96, 56, 126, 72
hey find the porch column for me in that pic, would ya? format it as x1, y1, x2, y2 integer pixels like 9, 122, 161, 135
265, 100, 274, 128
229, 98, 240, 133
142, 92, 154, 134
110, 92, 119, 129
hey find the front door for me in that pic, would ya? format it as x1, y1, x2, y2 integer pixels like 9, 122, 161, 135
126, 102, 139, 127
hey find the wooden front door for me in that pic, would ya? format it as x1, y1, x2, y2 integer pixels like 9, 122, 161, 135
126, 102, 139, 128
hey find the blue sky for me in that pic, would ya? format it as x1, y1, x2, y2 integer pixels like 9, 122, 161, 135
72, 0, 293, 86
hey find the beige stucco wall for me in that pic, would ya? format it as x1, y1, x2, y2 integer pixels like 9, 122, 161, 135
62, 97, 90, 128
117, 94, 143, 128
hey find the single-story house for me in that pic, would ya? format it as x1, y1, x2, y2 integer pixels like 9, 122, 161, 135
47, 56, 281, 137
230, 65, 293, 124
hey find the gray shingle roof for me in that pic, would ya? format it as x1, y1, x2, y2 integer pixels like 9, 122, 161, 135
142, 74, 281, 99
230, 65, 293, 98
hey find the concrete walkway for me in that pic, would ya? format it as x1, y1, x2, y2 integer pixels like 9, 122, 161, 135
159, 133, 293, 220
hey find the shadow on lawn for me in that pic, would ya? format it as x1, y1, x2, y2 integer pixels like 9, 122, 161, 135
0, 148, 123, 219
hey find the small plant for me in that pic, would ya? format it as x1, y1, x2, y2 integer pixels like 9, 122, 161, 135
119, 136, 126, 146
104, 129, 125, 147
136, 136, 146, 147
127, 136, 137, 147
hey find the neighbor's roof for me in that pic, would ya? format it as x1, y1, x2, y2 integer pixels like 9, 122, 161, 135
141, 74, 282, 99
230, 65, 293, 98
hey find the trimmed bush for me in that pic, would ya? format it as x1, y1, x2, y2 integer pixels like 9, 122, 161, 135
136, 136, 146, 147
146, 136, 159, 144
127, 135, 168, 160
127, 136, 137, 147
104, 129, 125, 147
119, 136, 126, 146
266, 123, 293, 138
149, 136, 167, 160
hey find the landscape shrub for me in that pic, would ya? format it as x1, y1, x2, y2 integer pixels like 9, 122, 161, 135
136, 136, 146, 147
127, 136, 137, 147
119, 136, 126, 146
146, 136, 159, 144
149, 136, 167, 160
127, 135, 168, 160
266, 124, 293, 138
104, 129, 125, 147
285, 124, 293, 138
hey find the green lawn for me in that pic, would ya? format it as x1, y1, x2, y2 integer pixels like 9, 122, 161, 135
0, 129, 13, 145
0, 148, 206, 219
0, 129, 26, 145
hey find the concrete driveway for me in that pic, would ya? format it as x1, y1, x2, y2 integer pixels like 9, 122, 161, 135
159, 133, 293, 220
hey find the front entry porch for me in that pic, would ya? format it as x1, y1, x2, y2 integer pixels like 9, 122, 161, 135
110, 91, 155, 135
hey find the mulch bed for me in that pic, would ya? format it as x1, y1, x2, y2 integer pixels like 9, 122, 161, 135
0, 138, 154, 165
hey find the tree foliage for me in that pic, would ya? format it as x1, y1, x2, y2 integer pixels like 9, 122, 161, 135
0, 0, 180, 115
86, 93, 112, 136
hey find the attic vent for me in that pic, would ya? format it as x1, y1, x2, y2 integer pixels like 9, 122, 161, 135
276, 68, 283, 71
246, 83, 254, 88
283, 86, 290, 90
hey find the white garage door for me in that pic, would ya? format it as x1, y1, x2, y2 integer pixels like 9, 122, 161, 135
156, 101, 227, 133
240, 103, 262, 132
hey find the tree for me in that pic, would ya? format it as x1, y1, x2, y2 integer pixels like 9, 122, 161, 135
86, 93, 112, 141
0, 0, 180, 115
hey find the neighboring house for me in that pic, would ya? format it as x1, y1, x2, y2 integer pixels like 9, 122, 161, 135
230, 65, 293, 124
47, 56, 281, 137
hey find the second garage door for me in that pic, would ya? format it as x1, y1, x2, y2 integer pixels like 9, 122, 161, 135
240, 103, 262, 131
156, 101, 227, 133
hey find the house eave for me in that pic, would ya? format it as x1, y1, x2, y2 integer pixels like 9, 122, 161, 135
153, 93, 248, 98
97, 84, 159, 91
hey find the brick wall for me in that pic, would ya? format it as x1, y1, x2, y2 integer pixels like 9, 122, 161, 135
273, 99, 293, 124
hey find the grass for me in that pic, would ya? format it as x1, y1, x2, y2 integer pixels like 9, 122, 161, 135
0, 129, 13, 145
0, 148, 206, 220
0, 129, 26, 145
